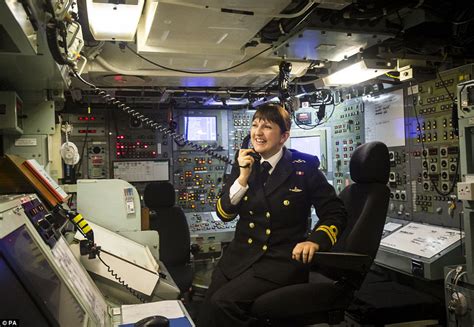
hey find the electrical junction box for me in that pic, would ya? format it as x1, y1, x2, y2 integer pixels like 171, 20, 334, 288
3, 135, 48, 167
0, 91, 23, 134
458, 182, 474, 201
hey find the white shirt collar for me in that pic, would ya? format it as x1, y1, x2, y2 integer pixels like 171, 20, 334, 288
260, 147, 283, 174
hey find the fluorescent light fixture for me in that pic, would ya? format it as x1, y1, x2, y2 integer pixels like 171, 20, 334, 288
86, 0, 144, 41
322, 59, 394, 87
204, 98, 250, 106
251, 97, 281, 108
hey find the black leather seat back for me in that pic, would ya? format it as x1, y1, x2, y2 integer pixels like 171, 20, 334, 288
329, 142, 390, 287
143, 182, 191, 268
335, 183, 389, 258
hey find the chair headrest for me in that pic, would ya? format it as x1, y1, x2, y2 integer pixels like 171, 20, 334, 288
350, 142, 389, 184
144, 182, 175, 208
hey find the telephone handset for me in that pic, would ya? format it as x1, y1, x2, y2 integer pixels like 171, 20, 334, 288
241, 134, 261, 162
249, 151, 261, 162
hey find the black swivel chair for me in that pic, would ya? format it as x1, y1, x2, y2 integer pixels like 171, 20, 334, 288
251, 141, 390, 326
144, 182, 194, 295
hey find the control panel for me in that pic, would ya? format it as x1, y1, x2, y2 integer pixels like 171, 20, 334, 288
66, 113, 107, 137
330, 98, 365, 193
323, 70, 471, 228
62, 113, 109, 180
113, 110, 170, 161
115, 134, 157, 160
173, 151, 227, 212
185, 211, 237, 258
186, 211, 238, 234
387, 146, 412, 219
229, 110, 254, 153
409, 65, 472, 227
87, 141, 108, 179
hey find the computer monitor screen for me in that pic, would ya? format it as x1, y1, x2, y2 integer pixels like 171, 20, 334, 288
184, 116, 217, 141
290, 136, 322, 158
0, 226, 89, 326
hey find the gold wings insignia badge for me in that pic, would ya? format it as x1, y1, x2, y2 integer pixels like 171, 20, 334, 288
292, 159, 306, 163
289, 187, 303, 192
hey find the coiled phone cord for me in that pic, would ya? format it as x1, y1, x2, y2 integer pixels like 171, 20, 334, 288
73, 71, 233, 165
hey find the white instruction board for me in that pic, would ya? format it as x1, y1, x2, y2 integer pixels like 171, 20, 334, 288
364, 88, 405, 147
380, 222, 463, 259
113, 160, 169, 182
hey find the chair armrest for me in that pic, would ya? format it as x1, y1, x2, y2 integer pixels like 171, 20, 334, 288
311, 252, 372, 272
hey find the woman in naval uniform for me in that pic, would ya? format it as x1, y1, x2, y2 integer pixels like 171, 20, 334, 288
197, 103, 347, 327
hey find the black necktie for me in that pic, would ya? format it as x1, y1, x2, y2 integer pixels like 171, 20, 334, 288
260, 161, 272, 186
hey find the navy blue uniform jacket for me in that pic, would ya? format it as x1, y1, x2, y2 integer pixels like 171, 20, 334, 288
215, 148, 347, 285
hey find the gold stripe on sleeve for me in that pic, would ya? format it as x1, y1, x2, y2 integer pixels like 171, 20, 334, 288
217, 198, 234, 220
316, 225, 336, 245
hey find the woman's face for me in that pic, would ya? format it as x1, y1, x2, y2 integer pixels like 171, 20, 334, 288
251, 118, 289, 159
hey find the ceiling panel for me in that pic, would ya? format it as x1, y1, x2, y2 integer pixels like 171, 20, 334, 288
276, 29, 393, 62
138, 0, 291, 57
